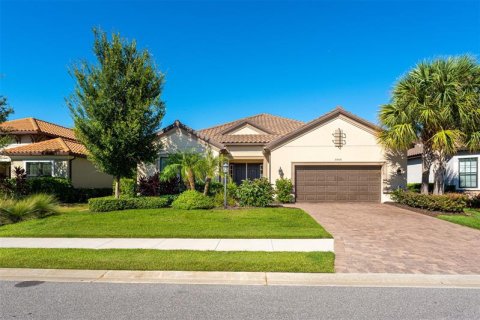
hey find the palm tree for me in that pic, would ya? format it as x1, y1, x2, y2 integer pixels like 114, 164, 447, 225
160, 152, 204, 190
199, 149, 222, 196
379, 56, 480, 194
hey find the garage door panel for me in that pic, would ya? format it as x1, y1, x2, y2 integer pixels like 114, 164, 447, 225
295, 165, 381, 202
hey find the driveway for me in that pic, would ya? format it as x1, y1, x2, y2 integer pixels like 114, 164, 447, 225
295, 203, 480, 274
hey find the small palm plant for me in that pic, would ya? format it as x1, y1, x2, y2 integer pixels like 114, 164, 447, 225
161, 151, 205, 190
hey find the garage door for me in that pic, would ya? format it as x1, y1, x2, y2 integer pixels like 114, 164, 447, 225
295, 165, 381, 202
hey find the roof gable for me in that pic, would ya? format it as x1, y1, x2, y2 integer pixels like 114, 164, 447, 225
266, 107, 380, 150
198, 114, 304, 145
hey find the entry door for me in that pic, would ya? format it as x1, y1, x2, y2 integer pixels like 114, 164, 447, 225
233, 164, 246, 185
247, 164, 261, 180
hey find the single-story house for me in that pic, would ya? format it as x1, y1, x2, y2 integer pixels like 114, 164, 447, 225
0, 118, 113, 188
139, 107, 406, 202
407, 144, 479, 193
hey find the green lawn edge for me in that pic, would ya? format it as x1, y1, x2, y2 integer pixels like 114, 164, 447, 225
438, 208, 480, 230
0, 207, 332, 239
0, 248, 335, 273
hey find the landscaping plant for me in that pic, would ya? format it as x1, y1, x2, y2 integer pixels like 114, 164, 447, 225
88, 196, 171, 212
275, 178, 294, 203
68, 29, 165, 198
171, 190, 215, 210
0, 194, 59, 225
236, 178, 274, 207
391, 189, 467, 213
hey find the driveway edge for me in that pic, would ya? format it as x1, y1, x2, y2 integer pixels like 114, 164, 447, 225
1, 268, 480, 288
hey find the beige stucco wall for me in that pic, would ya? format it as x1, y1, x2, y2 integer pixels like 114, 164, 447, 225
138, 127, 220, 178
70, 158, 113, 188
9, 157, 70, 179
230, 125, 266, 135
227, 145, 264, 159
269, 115, 406, 202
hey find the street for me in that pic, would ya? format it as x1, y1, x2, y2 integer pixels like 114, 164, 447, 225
1, 281, 479, 319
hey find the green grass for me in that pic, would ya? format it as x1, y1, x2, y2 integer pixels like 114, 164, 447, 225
438, 208, 480, 230
0, 207, 331, 239
0, 248, 335, 273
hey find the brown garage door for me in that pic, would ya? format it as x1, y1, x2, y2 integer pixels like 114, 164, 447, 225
295, 165, 381, 202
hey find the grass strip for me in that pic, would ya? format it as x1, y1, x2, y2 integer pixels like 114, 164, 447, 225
0, 248, 335, 273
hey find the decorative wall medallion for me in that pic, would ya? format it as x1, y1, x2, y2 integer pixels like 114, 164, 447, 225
332, 128, 346, 149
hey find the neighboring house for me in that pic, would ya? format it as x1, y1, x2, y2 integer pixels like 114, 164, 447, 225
407, 144, 480, 193
0, 118, 113, 188
139, 107, 406, 202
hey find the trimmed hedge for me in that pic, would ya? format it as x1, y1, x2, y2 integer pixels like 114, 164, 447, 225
171, 190, 215, 210
391, 189, 467, 213
89, 196, 170, 212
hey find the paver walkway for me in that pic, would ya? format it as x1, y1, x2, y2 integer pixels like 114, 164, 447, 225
294, 203, 480, 274
0, 237, 333, 252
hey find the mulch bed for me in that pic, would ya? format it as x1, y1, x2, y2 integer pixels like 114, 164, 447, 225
385, 202, 467, 217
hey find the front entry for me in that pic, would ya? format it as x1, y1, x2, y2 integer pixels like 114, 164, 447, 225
230, 163, 262, 185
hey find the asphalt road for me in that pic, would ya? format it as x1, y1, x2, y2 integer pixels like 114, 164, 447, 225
1, 281, 479, 320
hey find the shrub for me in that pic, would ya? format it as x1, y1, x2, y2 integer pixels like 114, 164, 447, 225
406, 183, 434, 193
391, 189, 467, 213
195, 181, 223, 196
213, 191, 237, 207
88, 196, 170, 212
275, 178, 294, 203
171, 190, 215, 210
119, 178, 136, 198
0, 194, 59, 225
66, 188, 113, 203
27, 177, 74, 198
467, 193, 480, 208
138, 173, 161, 196
236, 178, 274, 207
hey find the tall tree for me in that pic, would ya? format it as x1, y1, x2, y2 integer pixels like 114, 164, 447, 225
0, 96, 14, 148
68, 29, 165, 198
379, 56, 480, 194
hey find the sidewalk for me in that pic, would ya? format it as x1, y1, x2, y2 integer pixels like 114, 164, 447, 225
0, 237, 334, 252
1, 268, 479, 288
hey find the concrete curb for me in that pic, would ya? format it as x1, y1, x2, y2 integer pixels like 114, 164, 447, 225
1, 268, 480, 288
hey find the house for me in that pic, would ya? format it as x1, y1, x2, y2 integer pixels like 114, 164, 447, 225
407, 144, 479, 193
0, 118, 113, 188
139, 107, 406, 202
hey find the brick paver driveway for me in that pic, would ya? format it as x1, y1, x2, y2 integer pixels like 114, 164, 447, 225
295, 203, 480, 274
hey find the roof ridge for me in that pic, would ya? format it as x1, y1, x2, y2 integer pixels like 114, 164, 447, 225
56, 137, 71, 152
29, 118, 40, 131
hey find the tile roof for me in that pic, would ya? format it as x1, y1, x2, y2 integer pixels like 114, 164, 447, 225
3, 138, 87, 157
407, 145, 423, 158
197, 114, 304, 145
0, 118, 76, 140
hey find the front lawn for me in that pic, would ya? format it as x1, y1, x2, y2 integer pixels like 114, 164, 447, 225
0, 207, 331, 239
0, 248, 335, 273
438, 208, 480, 230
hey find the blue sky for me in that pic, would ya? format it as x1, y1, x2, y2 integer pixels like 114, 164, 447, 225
0, 0, 479, 129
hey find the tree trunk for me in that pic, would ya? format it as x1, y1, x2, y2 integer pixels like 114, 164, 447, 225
204, 177, 211, 196
433, 155, 446, 195
187, 169, 195, 190
114, 176, 121, 199
421, 155, 432, 194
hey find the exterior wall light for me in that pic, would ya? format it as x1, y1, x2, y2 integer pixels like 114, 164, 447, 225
279, 167, 284, 178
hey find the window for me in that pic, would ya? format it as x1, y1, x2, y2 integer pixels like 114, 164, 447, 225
159, 157, 168, 172
26, 162, 53, 177
459, 158, 478, 188
259, 164, 263, 176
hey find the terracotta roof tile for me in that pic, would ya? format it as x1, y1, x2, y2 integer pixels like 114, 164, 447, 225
3, 138, 87, 157
0, 118, 76, 140
197, 114, 304, 145
407, 145, 423, 157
